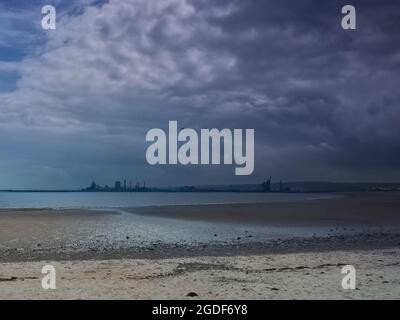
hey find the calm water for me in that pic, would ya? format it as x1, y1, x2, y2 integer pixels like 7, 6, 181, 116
0, 192, 339, 209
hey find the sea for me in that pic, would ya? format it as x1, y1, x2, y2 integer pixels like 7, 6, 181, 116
0, 191, 339, 209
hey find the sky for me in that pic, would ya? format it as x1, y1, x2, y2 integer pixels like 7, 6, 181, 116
0, 0, 399, 189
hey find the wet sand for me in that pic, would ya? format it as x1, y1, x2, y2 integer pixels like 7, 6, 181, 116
129, 192, 400, 226
1, 192, 400, 263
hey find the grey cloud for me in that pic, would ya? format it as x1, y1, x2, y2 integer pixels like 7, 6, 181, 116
0, 0, 400, 188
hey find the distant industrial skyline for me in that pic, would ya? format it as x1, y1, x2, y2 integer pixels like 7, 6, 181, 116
84, 178, 148, 192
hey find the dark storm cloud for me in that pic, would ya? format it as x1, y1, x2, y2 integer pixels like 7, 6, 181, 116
0, 0, 400, 188
194, 0, 400, 179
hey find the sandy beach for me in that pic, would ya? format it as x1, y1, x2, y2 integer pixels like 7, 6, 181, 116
0, 192, 400, 299
1, 249, 399, 299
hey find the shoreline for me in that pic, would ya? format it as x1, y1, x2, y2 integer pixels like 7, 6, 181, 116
2, 234, 400, 263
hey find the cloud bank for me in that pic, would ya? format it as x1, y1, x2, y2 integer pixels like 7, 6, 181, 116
0, 0, 399, 188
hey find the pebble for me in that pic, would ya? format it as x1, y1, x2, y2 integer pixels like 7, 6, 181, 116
187, 292, 198, 297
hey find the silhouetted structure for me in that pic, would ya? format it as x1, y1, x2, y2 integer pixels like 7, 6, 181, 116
83, 179, 149, 192
278, 180, 291, 192
86, 181, 98, 191
262, 176, 272, 192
